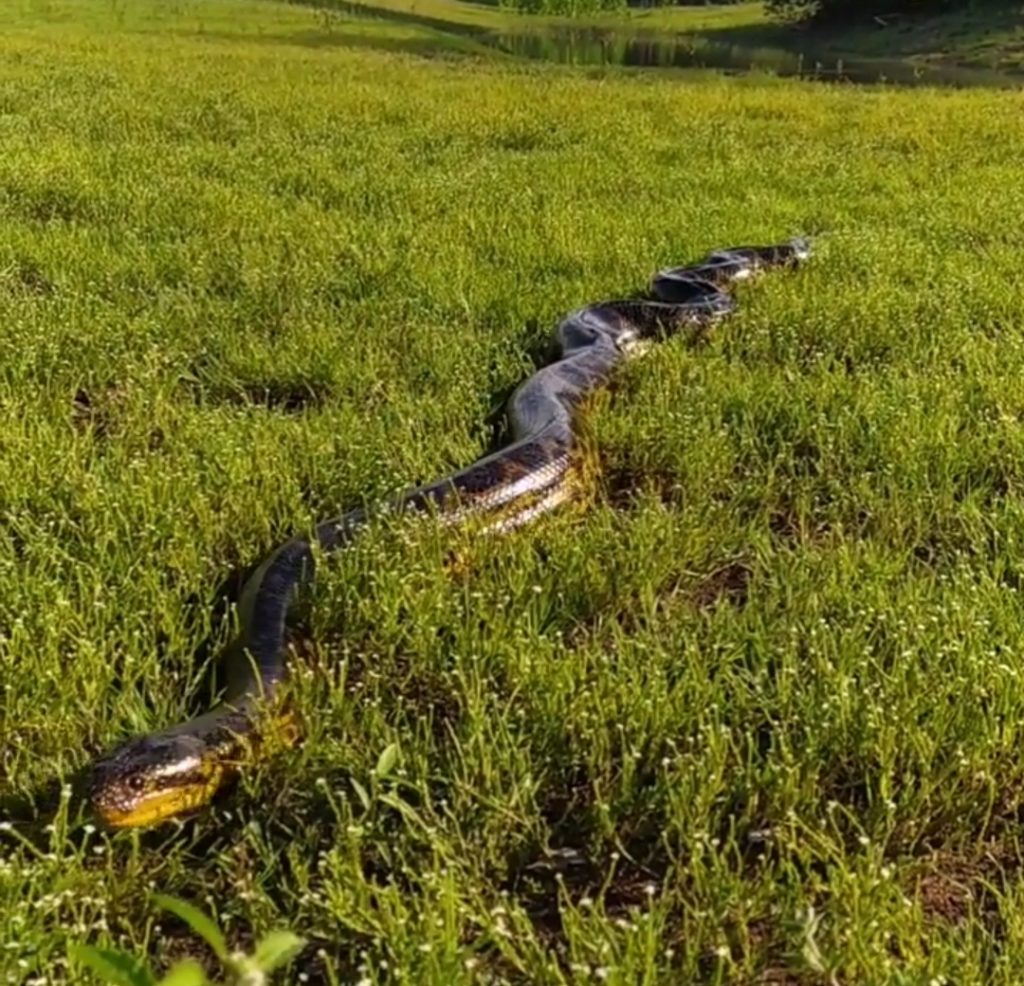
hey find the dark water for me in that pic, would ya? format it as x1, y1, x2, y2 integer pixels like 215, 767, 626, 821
480, 28, 1019, 87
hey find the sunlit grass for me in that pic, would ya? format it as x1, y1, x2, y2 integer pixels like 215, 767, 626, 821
313, 0, 769, 33
2, 0, 1024, 982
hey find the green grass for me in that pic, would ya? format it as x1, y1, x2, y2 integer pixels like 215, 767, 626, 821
3, 0, 1024, 982
303, 0, 771, 35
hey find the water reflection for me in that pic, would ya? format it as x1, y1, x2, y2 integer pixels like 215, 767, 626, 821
324, 0, 1021, 88
483, 27, 1019, 87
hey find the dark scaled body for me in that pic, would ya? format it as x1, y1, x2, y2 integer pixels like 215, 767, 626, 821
89, 238, 811, 827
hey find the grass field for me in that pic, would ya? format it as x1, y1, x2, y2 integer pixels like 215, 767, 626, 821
3, 0, 1024, 982
309, 0, 769, 35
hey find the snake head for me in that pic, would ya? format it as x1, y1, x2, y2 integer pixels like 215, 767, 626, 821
89, 727, 234, 828
788, 237, 813, 263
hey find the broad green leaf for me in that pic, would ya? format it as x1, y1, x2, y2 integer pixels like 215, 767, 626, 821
378, 792, 427, 831
350, 776, 371, 811
156, 959, 207, 986
151, 895, 227, 961
374, 742, 400, 779
252, 930, 305, 972
68, 944, 156, 986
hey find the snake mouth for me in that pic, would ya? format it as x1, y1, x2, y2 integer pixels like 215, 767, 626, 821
88, 705, 294, 827
88, 731, 235, 828
91, 777, 224, 828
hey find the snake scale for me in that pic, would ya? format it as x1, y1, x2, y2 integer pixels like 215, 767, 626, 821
89, 237, 811, 827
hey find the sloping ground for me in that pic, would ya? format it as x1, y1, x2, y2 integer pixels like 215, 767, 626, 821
3, 0, 1024, 983
323, 0, 1024, 76
312, 0, 771, 35
775, 3, 1024, 71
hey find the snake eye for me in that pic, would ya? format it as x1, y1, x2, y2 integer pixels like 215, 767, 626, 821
127, 775, 145, 794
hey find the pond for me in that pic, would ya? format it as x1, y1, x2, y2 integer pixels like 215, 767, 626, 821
325, 0, 1022, 88
479, 27, 1020, 88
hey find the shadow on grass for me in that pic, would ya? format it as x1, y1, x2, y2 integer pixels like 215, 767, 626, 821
0, 773, 91, 847
167, 22, 500, 59
699, 2, 1024, 68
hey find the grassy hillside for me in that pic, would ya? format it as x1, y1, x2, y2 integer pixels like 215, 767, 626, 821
326, 0, 1024, 73
746, 2, 1024, 72
315, 0, 771, 35
2, 0, 1024, 982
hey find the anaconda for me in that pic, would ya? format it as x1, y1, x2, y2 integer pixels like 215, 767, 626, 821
89, 238, 811, 827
